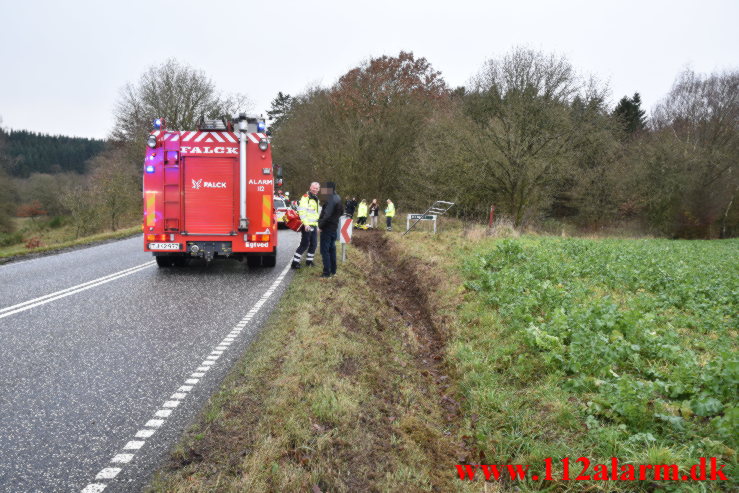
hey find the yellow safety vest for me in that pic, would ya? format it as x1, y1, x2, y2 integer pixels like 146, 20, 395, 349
385, 202, 395, 217
357, 202, 368, 217
298, 193, 319, 226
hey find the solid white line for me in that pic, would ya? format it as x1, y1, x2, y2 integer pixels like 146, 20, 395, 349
0, 261, 155, 319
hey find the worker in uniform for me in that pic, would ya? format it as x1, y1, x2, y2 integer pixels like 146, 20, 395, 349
292, 181, 320, 269
357, 199, 368, 226
385, 199, 395, 231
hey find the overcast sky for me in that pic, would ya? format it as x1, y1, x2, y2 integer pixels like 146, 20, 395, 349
1, 0, 737, 139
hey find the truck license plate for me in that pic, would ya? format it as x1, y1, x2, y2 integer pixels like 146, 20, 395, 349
148, 243, 181, 250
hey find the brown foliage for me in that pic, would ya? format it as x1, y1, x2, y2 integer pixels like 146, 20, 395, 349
16, 201, 47, 219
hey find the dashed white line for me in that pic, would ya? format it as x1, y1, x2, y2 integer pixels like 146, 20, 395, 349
81, 484, 107, 493
81, 261, 293, 492
110, 454, 134, 464
95, 468, 121, 480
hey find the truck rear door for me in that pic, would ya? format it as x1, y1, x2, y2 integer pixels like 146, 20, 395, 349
183, 157, 235, 234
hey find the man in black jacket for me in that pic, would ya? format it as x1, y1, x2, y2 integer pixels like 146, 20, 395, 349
344, 197, 357, 218
318, 182, 343, 278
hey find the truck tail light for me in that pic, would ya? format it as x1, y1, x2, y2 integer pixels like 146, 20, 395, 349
248, 234, 270, 242
146, 234, 169, 241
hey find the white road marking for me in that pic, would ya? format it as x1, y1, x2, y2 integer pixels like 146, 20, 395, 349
95, 468, 121, 480
81, 261, 293, 491
196, 366, 210, 372
81, 484, 106, 493
0, 261, 155, 320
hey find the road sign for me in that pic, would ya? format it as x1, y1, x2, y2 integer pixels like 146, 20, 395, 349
406, 213, 438, 233
408, 214, 436, 221
340, 216, 353, 244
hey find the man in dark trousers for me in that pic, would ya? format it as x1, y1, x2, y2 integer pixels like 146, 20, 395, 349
318, 182, 343, 278
344, 196, 357, 218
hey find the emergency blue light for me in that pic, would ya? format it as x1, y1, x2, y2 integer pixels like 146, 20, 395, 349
145, 165, 155, 173
257, 121, 266, 132
153, 118, 163, 129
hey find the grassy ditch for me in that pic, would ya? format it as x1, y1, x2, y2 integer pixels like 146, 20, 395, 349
151, 228, 737, 492
149, 231, 475, 492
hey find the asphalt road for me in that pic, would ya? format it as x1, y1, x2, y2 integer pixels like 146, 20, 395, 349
0, 230, 300, 492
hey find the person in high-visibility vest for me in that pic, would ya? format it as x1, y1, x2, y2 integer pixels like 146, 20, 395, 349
357, 199, 368, 225
385, 199, 395, 231
292, 181, 320, 269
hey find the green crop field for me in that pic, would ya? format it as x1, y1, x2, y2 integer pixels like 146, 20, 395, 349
457, 237, 737, 490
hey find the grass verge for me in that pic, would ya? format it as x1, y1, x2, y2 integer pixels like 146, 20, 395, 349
149, 230, 475, 492
0, 220, 140, 261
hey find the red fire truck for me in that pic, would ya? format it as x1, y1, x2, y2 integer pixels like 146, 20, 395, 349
142, 114, 277, 268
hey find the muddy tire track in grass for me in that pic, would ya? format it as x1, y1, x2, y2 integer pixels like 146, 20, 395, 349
353, 233, 467, 463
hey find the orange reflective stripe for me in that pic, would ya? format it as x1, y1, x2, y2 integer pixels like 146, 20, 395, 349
145, 191, 156, 227
263, 195, 271, 228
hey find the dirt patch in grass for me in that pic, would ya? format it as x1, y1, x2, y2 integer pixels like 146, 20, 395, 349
353, 232, 461, 418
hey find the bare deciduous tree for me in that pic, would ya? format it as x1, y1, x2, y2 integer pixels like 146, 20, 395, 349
642, 69, 738, 237
424, 48, 610, 226
110, 59, 251, 160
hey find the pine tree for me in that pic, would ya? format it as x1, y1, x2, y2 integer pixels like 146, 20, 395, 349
613, 92, 647, 134
267, 92, 293, 134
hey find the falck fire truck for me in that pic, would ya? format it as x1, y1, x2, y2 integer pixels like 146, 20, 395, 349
142, 114, 278, 268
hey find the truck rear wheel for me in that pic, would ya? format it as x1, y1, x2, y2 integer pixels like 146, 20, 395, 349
262, 248, 277, 267
155, 255, 174, 268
